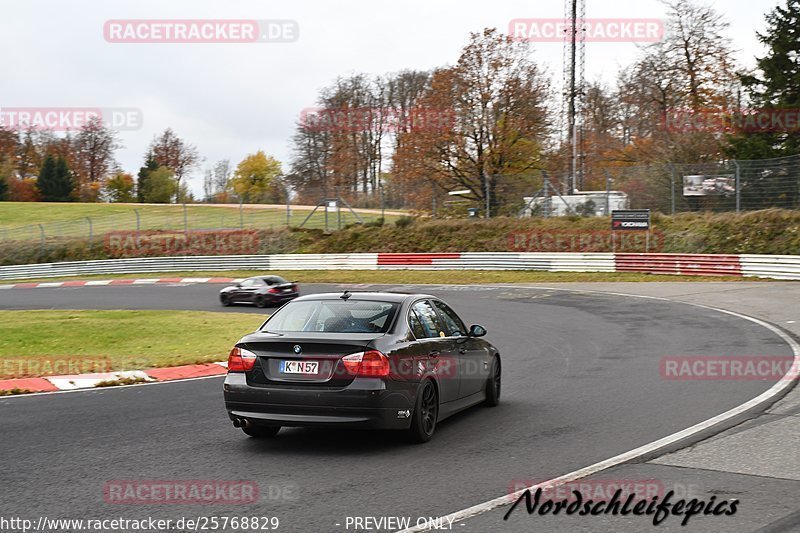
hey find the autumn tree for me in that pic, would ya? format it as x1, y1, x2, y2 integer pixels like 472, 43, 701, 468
289, 120, 332, 199
288, 71, 432, 206
0, 159, 10, 201
0, 126, 17, 164
71, 117, 121, 202
231, 151, 284, 203
0, 126, 16, 201
104, 172, 136, 202
393, 28, 551, 215
148, 128, 200, 202
608, 0, 738, 164
16, 127, 45, 179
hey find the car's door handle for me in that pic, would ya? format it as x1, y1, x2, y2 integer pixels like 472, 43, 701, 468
429, 350, 440, 358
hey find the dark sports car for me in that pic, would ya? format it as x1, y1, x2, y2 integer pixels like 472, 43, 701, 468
223, 291, 501, 443
219, 276, 299, 308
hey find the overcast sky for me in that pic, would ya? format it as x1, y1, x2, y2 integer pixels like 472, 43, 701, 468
1, 0, 779, 195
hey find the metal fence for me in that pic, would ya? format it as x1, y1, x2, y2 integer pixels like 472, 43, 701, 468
532, 154, 800, 216
0, 197, 398, 249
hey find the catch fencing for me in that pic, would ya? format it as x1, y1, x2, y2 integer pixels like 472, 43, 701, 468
537, 154, 800, 216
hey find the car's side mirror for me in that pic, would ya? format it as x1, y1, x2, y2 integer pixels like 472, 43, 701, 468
235, 283, 242, 288
468, 324, 487, 337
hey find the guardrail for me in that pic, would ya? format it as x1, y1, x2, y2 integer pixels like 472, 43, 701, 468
0, 253, 798, 281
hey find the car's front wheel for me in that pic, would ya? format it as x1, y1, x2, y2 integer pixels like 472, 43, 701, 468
242, 424, 281, 438
220, 294, 231, 306
408, 380, 438, 443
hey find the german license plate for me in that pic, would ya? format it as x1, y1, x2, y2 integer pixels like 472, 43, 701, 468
280, 360, 318, 374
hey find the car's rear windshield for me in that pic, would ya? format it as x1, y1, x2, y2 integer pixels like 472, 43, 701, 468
262, 299, 399, 333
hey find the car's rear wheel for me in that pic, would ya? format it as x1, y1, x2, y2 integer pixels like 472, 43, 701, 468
254, 295, 268, 308
242, 424, 281, 438
408, 380, 438, 443
484, 356, 501, 407
220, 294, 231, 306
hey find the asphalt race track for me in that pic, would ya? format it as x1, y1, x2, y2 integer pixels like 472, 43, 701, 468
0, 283, 794, 532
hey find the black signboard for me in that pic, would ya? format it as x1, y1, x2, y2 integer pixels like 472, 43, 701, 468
611, 210, 650, 231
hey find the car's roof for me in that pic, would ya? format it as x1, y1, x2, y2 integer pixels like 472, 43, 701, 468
292, 291, 435, 303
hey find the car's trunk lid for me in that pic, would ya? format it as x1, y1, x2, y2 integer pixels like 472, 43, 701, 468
239, 332, 381, 388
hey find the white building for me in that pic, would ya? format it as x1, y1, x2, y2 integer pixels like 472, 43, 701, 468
522, 191, 629, 217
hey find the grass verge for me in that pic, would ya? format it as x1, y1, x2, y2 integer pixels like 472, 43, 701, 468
0, 310, 265, 379
0, 201, 400, 234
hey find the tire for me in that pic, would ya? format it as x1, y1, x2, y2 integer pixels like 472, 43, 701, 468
484, 356, 501, 407
408, 380, 438, 443
220, 294, 231, 307
242, 424, 281, 438
254, 295, 268, 308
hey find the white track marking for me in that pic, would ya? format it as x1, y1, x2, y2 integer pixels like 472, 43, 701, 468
46, 370, 154, 390
395, 285, 800, 533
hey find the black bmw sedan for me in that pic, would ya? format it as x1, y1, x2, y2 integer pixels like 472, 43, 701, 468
223, 291, 501, 443
219, 276, 299, 308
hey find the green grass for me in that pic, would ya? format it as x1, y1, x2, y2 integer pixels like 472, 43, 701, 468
0, 201, 402, 236
1, 269, 763, 285
0, 310, 265, 379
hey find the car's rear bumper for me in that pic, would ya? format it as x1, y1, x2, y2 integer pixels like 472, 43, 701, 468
223, 372, 415, 430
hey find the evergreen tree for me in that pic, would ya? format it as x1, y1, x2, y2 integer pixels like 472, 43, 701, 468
38, 155, 74, 202
137, 153, 159, 203
726, 0, 800, 158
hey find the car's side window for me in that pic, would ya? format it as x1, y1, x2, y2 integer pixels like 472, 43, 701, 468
432, 300, 466, 337
241, 279, 257, 287
408, 309, 427, 339
411, 301, 446, 338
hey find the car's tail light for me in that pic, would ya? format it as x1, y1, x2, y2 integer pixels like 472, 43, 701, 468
342, 350, 390, 377
291, 284, 298, 291
267, 288, 281, 294
228, 347, 257, 372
